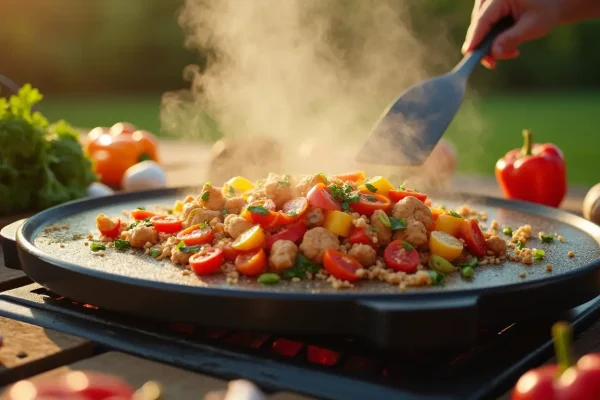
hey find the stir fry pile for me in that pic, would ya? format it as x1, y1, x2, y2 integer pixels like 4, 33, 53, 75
94, 172, 513, 289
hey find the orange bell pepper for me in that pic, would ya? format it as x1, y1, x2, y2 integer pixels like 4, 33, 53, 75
85, 124, 159, 188
495, 130, 566, 208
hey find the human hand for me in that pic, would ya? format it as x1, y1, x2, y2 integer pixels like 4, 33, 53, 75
462, 0, 561, 68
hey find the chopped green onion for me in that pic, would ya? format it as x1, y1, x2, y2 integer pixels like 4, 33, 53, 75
127, 218, 152, 230
136, 207, 146, 210
449, 211, 463, 219
221, 209, 229, 215
90, 243, 106, 252
533, 249, 545, 261
176, 241, 185, 250
114, 239, 131, 250
461, 266, 474, 279
541, 234, 554, 243
258, 273, 280, 285
278, 180, 291, 186
166, 209, 173, 215
248, 205, 269, 215
402, 241, 415, 252
428, 270, 444, 285
460, 257, 479, 268
503, 227, 513, 236
515, 241, 525, 250
390, 217, 406, 231
149, 248, 161, 258
365, 183, 378, 193
228, 186, 235, 195
205, 181, 212, 187
283, 254, 322, 279
176, 240, 200, 253
201, 191, 209, 202
398, 185, 406, 191
378, 213, 391, 228
428, 255, 454, 274
439, 205, 446, 210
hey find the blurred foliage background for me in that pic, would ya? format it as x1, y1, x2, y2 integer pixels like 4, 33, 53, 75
1, 0, 599, 184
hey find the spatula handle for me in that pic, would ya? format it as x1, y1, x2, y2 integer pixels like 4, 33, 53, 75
453, 15, 515, 76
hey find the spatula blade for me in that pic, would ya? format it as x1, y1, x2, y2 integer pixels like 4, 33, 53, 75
356, 73, 466, 166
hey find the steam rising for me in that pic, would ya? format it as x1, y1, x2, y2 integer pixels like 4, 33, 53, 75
161, 0, 483, 188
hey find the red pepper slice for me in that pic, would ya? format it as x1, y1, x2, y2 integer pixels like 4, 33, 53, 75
131, 209, 156, 220
265, 223, 307, 250
495, 129, 566, 208
458, 218, 487, 257
388, 190, 427, 203
241, 200, 278, 228
348, 227, 371, 245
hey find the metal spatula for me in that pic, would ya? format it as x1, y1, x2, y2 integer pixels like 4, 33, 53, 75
356, 17, 514, 166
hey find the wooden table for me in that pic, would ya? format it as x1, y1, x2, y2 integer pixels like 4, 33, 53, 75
0, 139, 596, 399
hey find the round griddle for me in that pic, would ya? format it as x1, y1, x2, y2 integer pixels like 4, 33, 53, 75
3, 187, 600, 350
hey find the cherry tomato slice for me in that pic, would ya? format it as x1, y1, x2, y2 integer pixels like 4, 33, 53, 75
277, 197, 309, 224
235, 248, 267, 276
265, 223, 307, 250
350, 193, 391, 216
189, 248, 223, 275
323, 249, 362, 282
131, 209, 156, 220
458, 218, 487, 257
242, 200, 278, 228
176, 224, 214, 246
384, 240, 420, 273
98, 217, 121, 239
333, 171, 365, 183
221, 240, 241, 261
306, 183, 341, 211
150, 216, 183, 234
348, 227, 371, 245
388, 190, 428, 203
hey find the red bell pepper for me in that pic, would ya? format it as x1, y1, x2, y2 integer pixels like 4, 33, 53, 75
512, 322, 600, 400
495, 130, 566, 208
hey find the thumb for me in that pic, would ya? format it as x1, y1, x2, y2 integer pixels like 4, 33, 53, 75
491, 13, 545, 59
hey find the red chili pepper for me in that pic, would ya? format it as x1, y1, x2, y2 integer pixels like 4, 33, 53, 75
512, 322, 600, 400
495, 130, 566, 208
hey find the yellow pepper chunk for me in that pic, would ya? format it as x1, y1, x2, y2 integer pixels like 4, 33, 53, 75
358, 176, 395, 197
429, 231, 463, 262
323, 210, 354, 237
222, 176, 254, 197
173, 200, 184, 213
433, 214, 466, 236
232, 225, 265, 250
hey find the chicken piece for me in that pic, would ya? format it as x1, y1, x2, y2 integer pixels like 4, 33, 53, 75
170, 248, 192, 265
392, 219, 428, 247
269, 240, 298, 271
295, 173, 327, 197
197, 183, 226, 211
370, 210, 392, 246
181, 201, 202, 220
299, 227, 340, 263
348, 244, 377, 267
224, 197, 247, 215
305, 206, 325, 227
486, 235, 507, 256
183, 208, 222, 229
264, 179, 294, 209
129, 224, 159, 248
391, 196, 433, 229
224, 214, 253, 239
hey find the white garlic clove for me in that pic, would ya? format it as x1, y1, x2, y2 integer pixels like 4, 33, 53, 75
121, 161, 168, 192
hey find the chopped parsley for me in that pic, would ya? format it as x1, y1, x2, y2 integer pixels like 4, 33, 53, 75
398, 185, 406, 191
515, 241, 525, 250
428, 270, 444, 285
114, 239, 131, 250
149, 248, 161, 258
390, 217, 407, 231
328, 183, 359, 211
166, 209, 173, 215
365, 183, 378, 193
287, 210, 298, 217
201, 191, 209, 202
127, 218, 153, 230
533, 249, 545, 261
541, 234, 554, 243
221, 209, 229, 215
228, 185, 235, 196
402, 241, 415, 252
90, 243, 106, 252
136, 207, 146, 210
248, 205, 269, 215
503, 227, 513, 236
278, 180, 291, 186
448, 211, 463, 219
283, 254, 322, 279
176, 241, 201, 253
255, 179, 265, 186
